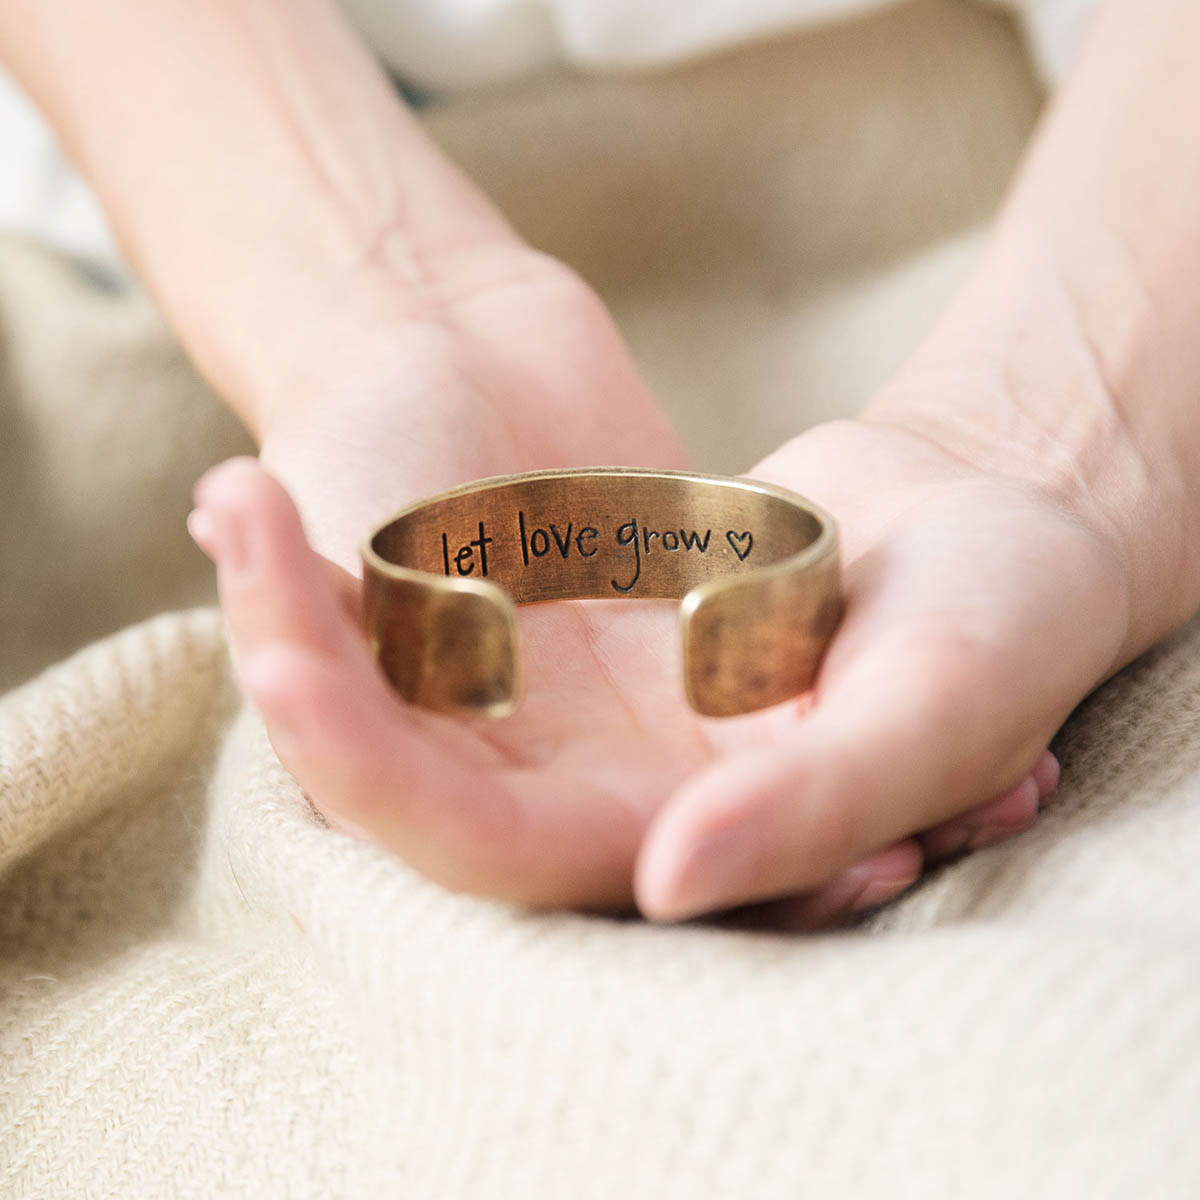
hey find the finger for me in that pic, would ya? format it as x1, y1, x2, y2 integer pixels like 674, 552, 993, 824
188, 459, 522, 870
635, 630, 1056, 921
237, 641, 540, 889
190, 456, 353, 664
189, 457, 641, 908
921, 749, 1058, 861
323, 557, 365, 628
248, 645, 643, 907
728, 838, 924, 931
921, 773, 1039, 861
1032, 748, 1061, 802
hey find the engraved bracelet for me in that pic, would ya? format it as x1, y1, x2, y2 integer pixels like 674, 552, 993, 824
360, 467, 841, 718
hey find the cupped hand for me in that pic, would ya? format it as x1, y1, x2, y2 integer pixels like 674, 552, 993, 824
189, 256, 1085, 924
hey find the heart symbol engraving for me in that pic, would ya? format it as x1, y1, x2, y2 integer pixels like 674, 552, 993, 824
726, 530, 753, 561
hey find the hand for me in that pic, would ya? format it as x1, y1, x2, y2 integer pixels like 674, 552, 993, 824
189, 259, 1077, 924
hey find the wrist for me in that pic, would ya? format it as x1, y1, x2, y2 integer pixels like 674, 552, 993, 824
244, 240, 579, 445
5, 0, 519, 441
169, 190, 533, 446
865, 247, 1200, 665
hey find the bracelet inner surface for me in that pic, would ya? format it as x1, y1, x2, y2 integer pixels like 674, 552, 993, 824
362, 468, 840, 719
368, 471, 822, 601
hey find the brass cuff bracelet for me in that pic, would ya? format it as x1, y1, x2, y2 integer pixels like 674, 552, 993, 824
360, 467, 841, 719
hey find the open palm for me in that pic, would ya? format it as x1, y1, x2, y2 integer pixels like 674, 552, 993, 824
191, 257, 1068, 923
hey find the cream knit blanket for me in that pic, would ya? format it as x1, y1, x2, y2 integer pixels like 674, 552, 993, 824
3, 5, 1198, 1196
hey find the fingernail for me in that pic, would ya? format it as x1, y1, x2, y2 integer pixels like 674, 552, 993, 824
821, 870, 912, 917
785, 868, 915, 928
805, 866, 874, 917
849, 874, 914, 911
187, 507, 218, 558
1036, 754, 1061, 807
188, 505, 251, 579
644, 824, 763, 921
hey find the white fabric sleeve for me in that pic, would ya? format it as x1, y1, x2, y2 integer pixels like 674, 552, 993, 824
0, 0, 1104, 269
977, 0, 1104, 84
338, 0, 909, 91
338, 0, 1107, 92
0, 71, 119, 266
